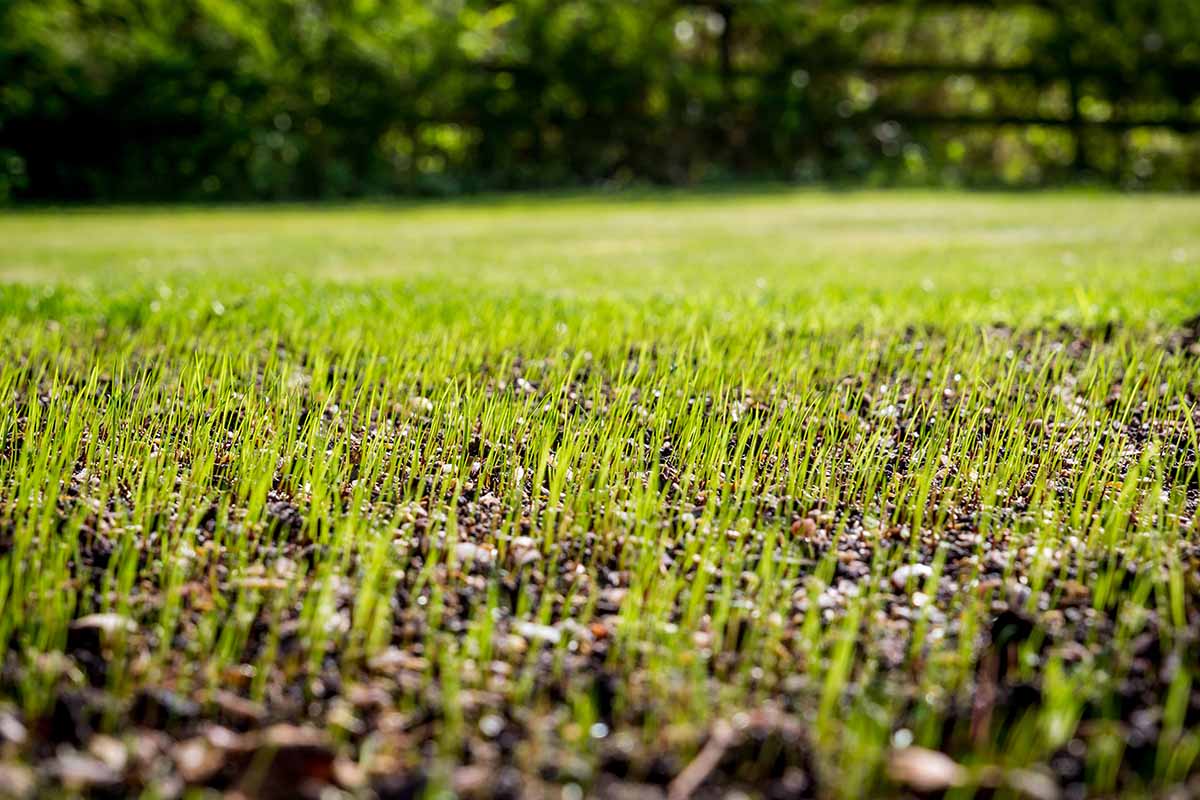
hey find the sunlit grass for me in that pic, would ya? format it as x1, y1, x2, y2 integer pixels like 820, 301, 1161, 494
1, 189, 1198, 797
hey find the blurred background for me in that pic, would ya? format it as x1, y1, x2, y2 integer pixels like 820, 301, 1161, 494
1, 0, 1198, 203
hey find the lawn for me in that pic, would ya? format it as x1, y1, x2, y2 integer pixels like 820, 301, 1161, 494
1, 190, 1199, 798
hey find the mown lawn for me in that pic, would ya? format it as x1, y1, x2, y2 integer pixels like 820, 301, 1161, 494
1, 190, 1199, 799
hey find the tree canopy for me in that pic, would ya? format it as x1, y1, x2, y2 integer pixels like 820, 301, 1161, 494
2, 0, 1198, 201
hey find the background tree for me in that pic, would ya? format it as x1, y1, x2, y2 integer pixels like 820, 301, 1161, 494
1, 0, 1197, 201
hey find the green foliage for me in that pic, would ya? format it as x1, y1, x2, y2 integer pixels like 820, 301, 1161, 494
1, 0, 1199, 200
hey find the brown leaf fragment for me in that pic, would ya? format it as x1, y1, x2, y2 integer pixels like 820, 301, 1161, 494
0, 763, 35, 799
887, 747, 966, 792
212, 690, 267, 726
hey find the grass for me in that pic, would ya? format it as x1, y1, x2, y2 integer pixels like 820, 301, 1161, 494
1, 189, 1199, 798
